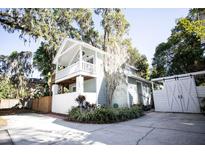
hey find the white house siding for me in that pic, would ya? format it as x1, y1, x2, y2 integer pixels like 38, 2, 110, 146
83, 92, 97, 104
51, 92, 97, 115
68, 78, 96, 93
196, 86, 205, 98
196, 86, 205, 107
96, 53, 107, 105
112, 83, 128, 107
153, 89, 168, 112
127, 77, 151, 106
52, 92, 79, 114
0, 99, 20, 109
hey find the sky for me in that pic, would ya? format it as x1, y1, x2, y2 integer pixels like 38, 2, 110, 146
0, 8, 189, 77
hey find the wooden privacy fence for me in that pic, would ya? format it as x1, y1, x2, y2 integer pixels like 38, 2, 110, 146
32, 96, 52, 113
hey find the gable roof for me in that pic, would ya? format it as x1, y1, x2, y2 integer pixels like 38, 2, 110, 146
127, 74, 152, 84
53, 38, 105, 64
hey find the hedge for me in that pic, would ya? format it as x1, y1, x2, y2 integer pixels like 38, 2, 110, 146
67, 105, 143, 124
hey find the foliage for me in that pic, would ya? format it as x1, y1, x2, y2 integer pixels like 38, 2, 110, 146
179, 9, 205, 40
0, 77, 16, 99
0, 51, 32, 98
96, 9, 131, 106
151, 9, 205, 78
95, 9, 129, 51
0, 8, 151, 102
0, 9, 99, 48
33, 42, 55, 81
0, 8, 99, 86
68, 105, 143, 124
33, 42, 56, 94
31, 84, 48, 99
0, 55, 8, 76
75, 95, 96, 112
104, 39, 129, 105
123, 39, 149, 79
76, 95, 86, 112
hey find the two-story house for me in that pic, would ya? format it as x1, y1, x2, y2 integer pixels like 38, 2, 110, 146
51, 38, 151, 114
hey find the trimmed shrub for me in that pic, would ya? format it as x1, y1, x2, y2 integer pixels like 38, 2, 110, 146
67, 105, 143, 124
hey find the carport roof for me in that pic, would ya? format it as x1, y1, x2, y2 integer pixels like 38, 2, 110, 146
151, 70, 205, 82
127, 74, 152, 84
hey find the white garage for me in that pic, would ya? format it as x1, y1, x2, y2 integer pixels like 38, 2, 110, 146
151, 71, 205, 113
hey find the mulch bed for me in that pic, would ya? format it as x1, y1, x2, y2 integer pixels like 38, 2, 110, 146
45, 113, 67, 120
0, 108, 34, 116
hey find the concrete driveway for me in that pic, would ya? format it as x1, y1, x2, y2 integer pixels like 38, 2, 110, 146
0, 112, 205, 145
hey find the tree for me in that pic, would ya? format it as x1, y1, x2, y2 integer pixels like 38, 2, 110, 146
0, 9, 98, 48
1, 8, 151, 104
0, 77, 16, 99
0, 9, 99, 84
95, 9, 131, 105
0, 51, 32, 98
104, 38, 129, 105
33, 42, 56, 95
151, 12, 205, 78
0, 55, 9, 77
95, 9, 129, 51
123, 39, 149, 79
151, 42, 172, 78
96, 9, 150, 105
179, 9, 205, 40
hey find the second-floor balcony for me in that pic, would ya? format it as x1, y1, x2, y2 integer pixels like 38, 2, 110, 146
55, 61, 96, 82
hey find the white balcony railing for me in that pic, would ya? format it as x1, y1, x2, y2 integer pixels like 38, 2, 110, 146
56, 61, 96, 81
82, 61, 96, 74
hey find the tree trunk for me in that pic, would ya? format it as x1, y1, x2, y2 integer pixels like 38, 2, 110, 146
103, 30, 107, 51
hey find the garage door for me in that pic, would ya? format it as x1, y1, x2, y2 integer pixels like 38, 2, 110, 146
153, 76, 201, 113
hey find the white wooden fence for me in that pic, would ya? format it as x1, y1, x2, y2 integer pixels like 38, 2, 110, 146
52, 92, 97, 115
0, 99, 20, 109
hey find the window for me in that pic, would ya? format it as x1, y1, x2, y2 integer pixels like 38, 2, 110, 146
87, 57, 93, 64
153, 81, 165, 90
72, 86, 76, 92
83, 55, 94, 64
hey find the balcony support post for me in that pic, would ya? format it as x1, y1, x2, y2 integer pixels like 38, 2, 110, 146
79, 46, 82, 71
76, 75, 84, 94
94, 50, 97, 73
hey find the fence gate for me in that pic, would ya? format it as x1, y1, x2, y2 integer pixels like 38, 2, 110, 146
165, 77, 200, 113
152, 71, 205, 113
